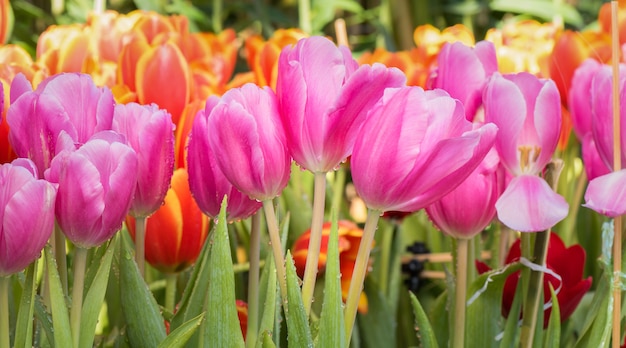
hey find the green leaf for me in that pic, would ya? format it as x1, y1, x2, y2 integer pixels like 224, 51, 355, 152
204, 198, 245, 347
409, 291, 439, 348
256, 253, 277, 348
499, 280, 523, 347
317, 218, 346, 348
543, 284, 560, 348
358, 279, 396, 348
490, 0, 583, 27
430, 291, 449, 348
466, 262, 522, 348
574, 269, 612, 348
119, 232, 167, 347
284, 251, 313, 348
79, 236, 117, 347
33, 290, 55, 347
260, 330, 277, 348
45, 245, 72, 348
14, 262, 37, 348
158, 313, 205, 348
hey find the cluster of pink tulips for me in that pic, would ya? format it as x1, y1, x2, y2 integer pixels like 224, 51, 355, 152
2, 5, 626, 347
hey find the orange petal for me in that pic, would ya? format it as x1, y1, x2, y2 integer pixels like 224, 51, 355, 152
133, 11, 175, 44
117, 32, 150, 91
135, 41, 190, 125
175, 99, 205, 169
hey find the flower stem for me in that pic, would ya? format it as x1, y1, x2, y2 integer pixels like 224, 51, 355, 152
378, 222, 395, 297
299, 0, 311, 34
301, 172, 327, 316
134, 216, 147, 278
345, 209, 380, 343
262, 200, 288, 305
70, 247, 88, 348
246, 212, 262, 348
54, 223, 68, 295
212, 0, 223, 32
165, 273, 177, 313
0, 276, 10, 348
452, 238, 469, 348
331, 167, 346, 218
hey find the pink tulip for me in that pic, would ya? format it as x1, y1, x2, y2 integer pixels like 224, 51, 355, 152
584, 169, 626, 217
350, 86, 497, 213
483, 72, 568, 232
276, 36, 406, 173
45, 132, 138, 248
581, 133, 611, 181
0, 158, 57, 276
207, 83, 291, 201
7, 73, 115, 177
425, 147, 503, 239
429, 41, 498, 122
187, 96, 262, 220
112, 102, 175, 218
568, 58, 602, 140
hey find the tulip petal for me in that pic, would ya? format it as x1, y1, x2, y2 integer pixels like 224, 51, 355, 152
496, 175, 569, 232
583, 169, 626, 217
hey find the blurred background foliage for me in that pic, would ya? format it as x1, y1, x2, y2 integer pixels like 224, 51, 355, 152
8, 0, 608, 59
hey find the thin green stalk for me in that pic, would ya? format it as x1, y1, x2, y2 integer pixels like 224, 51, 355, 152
520, 230, 550, 348
299, 0, 311, 34
0, 276, 10, 348
452, 238, 469, 348
345, 209, 381, 343
165, 273, 177, 313
212, 0, 223, 33
135, 217, 147, 278
462, 0, 475, 36
70, 247, 88, 348
262, 200, 288, 305
301, 172, 327, 316
246, 212, 262, 348
378, 222, 395, 297
331, 167, 346, 218
54, 224, 68, 296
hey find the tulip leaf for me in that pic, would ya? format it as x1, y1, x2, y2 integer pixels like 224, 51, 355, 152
284, 251, 313, 348
409, 291, 439, 348
431, 290, 449, 347
543, 284, 560, 348
260, 330, 277, 348
574, 269, 611, 348
489, 0, 583, 27
256, 253, 277, 348
33, 293, 55, 347
204, 198, 245, 347
357, 279, 396, 348
465, 262, 522, 348
79, 235, 117, 348
119, 232, 167, 347
157, 313, 204, 348
45, 245, 72, 348
499, 279, 523, 347
317, 218, 346, 348
14, 262, 37, 348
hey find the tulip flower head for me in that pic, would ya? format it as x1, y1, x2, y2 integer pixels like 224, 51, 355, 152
483, 72, 568, 232
45, 132, 138, 248
187, 97, 262, 220
207, 83, 291, 201
276, 35, 406, 173
476, 233, 592, 326
127, 168, 209, 273
112, 102, 175, 218
351, 86, 497, 213
0, 158, 57, 276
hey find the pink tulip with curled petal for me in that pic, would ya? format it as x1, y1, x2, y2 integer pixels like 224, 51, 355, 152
207, 83, 291, 202
45, 132, 138, 248
429, 41, 498, 122
112, 102, 175, 218
584, 169, 626, 217
483, 72, 568, 232
0, 158, 57, 276
7, 73, 115, 177
568, 58, 602, 140
187, 96, 262, 221
276, 36, 406, 173
351, 86, 497, 213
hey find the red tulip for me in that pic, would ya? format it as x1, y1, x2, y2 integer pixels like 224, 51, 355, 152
476, 233, 592, 327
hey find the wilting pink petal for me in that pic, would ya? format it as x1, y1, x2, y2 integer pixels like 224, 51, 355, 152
496, 175, 569, 232
584, 169, 626, 217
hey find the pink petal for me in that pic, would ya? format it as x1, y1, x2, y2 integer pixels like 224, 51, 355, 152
9, 73, 32, 104
533, 79, 562, 171
568, 59, 602, 139
496, 175, 569, 232
584, 169, 626, 217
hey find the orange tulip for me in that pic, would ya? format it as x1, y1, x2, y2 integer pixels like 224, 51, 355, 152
236, 300, 248, 341
174, 99, 205, 168
127, 168, 209, 274
598, 0, 626, 46
359, 47, 433, 88
292, 221, 370, 313
0, 0, 9, 44
413, 24, 475, 56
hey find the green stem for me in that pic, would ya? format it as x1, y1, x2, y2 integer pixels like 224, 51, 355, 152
135, 217, 147, 278
0, 276, 10, 348
54, 223, 68, 296
93, 0, 104, 14
212, 0, 223, 32
165, 273, 177, 313
262, 200, 288, 306
520, 230, 550, 348
331, 167, 346, 219
246, 213, 262, 348
452, 238, 469, 348
345, 209, 380, 343
378, 222, 395, 297
301, 172, 327, 316
70, 247, 88, 348
299, 0, 312, 34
